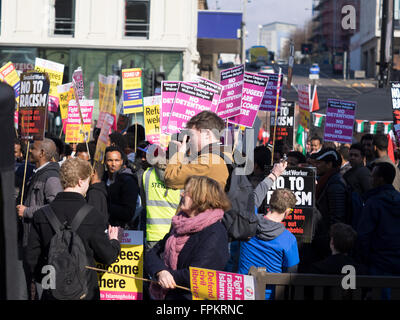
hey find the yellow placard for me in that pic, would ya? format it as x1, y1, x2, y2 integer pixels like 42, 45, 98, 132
96, 231, 144, 300
0, 61, 21, 103
190, 267, 218, 300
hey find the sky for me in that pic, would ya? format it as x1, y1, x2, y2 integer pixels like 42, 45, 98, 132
208, 0, 314, 49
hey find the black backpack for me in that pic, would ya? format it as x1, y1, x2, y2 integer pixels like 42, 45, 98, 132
208, 146, 258, 242
42, 204, 92, 300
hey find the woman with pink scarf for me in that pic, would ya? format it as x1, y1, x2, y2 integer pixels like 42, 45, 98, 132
144, 175, 230, 300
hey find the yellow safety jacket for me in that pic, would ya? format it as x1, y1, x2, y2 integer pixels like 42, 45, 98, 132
143, 167, 181, 242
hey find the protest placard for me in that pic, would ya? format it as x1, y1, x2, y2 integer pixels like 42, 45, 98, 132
189, 266, 255, 300
18, 72, 50, 141
34, 58, 64, 113
0, 61, 20, 102
262, 167, 316, 243
122, 68, 143, 114
217, 64, 244, 119
270, 101, 295, 149
390, 82, 400, 144
298, 84, 311, 129
143, 95, 161, 145
229, 72, 269, 128
160, 81, 179, 134
196, 77, 223, 113
64, 99, 93, 143
324, 99, 356, 144
72, 67, 84, 100
259, 73, 283, 112
94, 113, 114, 164
167, 82, 214, 134
96, 230, 143, 300
57, 82, 75, 133
97, 74, 118, 130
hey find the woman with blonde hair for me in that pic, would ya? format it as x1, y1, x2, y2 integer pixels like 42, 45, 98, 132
145, 175, 230, 300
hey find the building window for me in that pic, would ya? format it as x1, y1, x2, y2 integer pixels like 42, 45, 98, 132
53, 0, 75, 36
124, 0, 150, 38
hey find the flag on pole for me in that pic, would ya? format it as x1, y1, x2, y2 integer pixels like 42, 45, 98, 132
313, 113, 324, 127
355, 120, 365, 133
369, 121, 378, 134
311, 85, 320, 112
296, 124, 307, 155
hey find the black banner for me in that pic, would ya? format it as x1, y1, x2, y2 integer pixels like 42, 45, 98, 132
262, 166, 316, 243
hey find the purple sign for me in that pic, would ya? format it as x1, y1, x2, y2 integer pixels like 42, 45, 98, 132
72, 67, 84, 100
216, 64, 244, 119
167, 82, 214, 134
324, 99, 356, 144
161, 81, 179, 134
259, 73, 283, 112
197, 77, 222, 113
230, 72, 269, 128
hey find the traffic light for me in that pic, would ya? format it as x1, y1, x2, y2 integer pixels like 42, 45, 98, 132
301, 44, 313, 55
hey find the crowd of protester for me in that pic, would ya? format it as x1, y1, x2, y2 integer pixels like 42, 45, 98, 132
14, 110, 400, 300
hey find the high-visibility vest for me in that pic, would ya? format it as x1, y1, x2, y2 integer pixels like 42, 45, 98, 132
143, 167, 181, 242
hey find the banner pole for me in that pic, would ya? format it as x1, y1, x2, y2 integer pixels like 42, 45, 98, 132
134, 113, 138, 153
271, 67, 282, 166
85, 266, 191, 292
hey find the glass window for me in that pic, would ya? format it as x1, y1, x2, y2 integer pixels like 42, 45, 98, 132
124, 0, 150, 38
53, 0, 75, 36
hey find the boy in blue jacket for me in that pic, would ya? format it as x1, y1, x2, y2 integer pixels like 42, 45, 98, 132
238, 188, 299, 300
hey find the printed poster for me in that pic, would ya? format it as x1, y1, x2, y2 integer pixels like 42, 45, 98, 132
0, 61, 21, 102
97, 74, 118, 130
96, 230, 144, 300
196, 77, 223, 113
217, 64, 244, 119
72, 67, 85, 100
34, 58, 64, 113
390, 82, 400, 144
229, 72, 269, 128
270, 101, 295, 149
57, 82, 75, 133
160, 81, 179, 134
263, 166, 316, 244
190, 267, 255, 300
143, 95, 161, 145
122, 68, 143, 114
324, 99, 356, 144
259, 73, 283, 112
298, 84, 311, 129
18, 72, 50, 141
64, 99, 94, 143
167, 82, 214, 134
94, 113, 114, 164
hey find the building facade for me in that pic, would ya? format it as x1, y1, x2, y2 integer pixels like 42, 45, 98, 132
0, 0, 200, 99
311, 0, 360, 71
258, 22, 297, 59
350, 0, 400, 78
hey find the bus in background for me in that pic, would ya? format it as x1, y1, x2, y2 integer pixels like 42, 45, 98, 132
246, 46, 269, 67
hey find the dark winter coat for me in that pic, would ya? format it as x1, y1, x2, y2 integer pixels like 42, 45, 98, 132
144, 221, 229, 300
86, 181, 109, 227
25, 192, 120, 300
105, 167, 139, 227
20, 161, 63, 247
356, 184, 400, 275
343, 164, 373, 195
